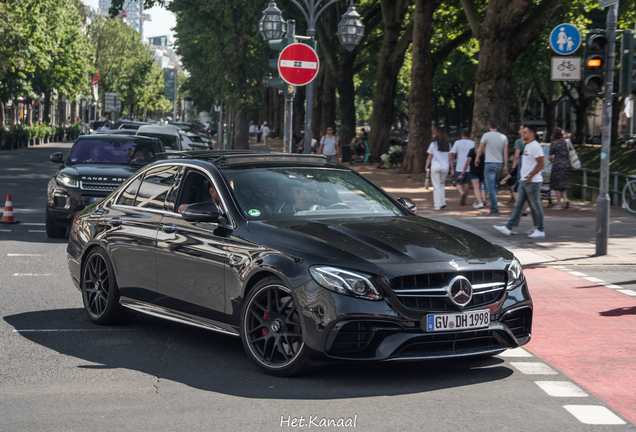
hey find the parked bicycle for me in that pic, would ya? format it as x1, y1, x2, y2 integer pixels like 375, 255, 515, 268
622, 175, 636, 214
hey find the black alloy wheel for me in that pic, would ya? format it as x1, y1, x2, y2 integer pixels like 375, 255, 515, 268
81, 249, 128, 325
241, 277, 314, 376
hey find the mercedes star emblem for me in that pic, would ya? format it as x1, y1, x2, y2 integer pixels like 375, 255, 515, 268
448, 275, 473, 307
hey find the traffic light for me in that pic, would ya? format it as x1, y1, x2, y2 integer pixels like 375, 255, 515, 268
265, 33, 297, 98
619, 30, 636, 96
584, 30, 607, 95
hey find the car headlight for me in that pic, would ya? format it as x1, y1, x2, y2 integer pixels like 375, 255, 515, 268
506, 258, 524, 290
56, 173, 78, 188
309, 266, 382, 300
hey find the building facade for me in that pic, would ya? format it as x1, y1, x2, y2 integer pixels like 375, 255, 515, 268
97, 0, 144, 34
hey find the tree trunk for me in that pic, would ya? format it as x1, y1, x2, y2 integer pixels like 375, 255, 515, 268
368, 0, 411, 162
235, 109, 249, 150
336, 50, 357, 148
312, 65, 325, 142
26, 100, 33, 126
0, 100, 6, 131
471, 38, 514, 136
44, 92, 52, 124
400, 0, 438, 174
320, 64, 337, 138
611, 96, 621, 148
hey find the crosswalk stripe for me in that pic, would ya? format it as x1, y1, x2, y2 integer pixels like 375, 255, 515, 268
498, 347, 533, 357
510, 362, 558, 375
563, 405, 625, 425
535, 381, 588, 397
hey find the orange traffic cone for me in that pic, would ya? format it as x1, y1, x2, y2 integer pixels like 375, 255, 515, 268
0, 193, 20, 224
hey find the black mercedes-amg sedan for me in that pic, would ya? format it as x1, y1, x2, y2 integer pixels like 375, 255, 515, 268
67, 152, 532, 376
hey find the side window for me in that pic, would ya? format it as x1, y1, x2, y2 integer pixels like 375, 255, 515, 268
134, 166, 180, 210
164, 166, 183, 213
116, 177, 142, 206
176, 169, 224, 214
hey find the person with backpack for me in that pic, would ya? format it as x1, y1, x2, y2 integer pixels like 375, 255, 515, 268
318, 126, 340, 163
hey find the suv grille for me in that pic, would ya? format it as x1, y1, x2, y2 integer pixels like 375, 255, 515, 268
390, 270, 507, 311
80, 180, 122, 192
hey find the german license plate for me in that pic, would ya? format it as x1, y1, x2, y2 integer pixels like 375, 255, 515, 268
90, 197, 103, 203
425, 309, 490, 332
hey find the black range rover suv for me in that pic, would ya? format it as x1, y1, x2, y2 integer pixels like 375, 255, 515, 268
46, 134, 165, 237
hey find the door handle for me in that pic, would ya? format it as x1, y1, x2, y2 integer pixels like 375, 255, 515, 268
109, 217, 122, 227
162, 224, 177, 234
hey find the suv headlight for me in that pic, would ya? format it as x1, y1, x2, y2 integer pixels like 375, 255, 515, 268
506, 258, 524, 290
309, 266, 382, 300
56, 173, 78, 188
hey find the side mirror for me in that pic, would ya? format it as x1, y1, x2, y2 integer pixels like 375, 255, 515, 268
397, 197, 417, 214
182, 202, 220, 223
50, 152, 64, 164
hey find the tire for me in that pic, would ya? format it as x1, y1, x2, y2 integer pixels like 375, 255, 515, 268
81, 248, 129, 325
45, 206, 66, 238
241, 277, 315, 377
622, 180, 636, 214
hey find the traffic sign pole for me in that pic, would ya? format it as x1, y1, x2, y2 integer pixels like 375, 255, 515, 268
596, 1, 619, 256
283, 21, 296, 154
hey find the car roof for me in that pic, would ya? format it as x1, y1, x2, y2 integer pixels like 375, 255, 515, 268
137, 125, 180, 135
151, 151, 341, 169
78, 134, 160, 142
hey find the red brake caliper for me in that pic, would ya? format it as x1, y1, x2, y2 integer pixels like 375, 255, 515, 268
261, 299, 277, 336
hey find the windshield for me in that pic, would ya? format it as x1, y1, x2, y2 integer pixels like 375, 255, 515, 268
223, 167, 406, 220
139, 133, 179, 150
66, 138, 161, 165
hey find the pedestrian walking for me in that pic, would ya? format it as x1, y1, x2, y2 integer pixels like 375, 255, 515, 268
510, 125, 526, 203
249, 121, 256, 142
256, 124, 263, 144
458, 145, 485, 209
549, 127, 571, 209
318, 126, 340, 163
493, 124, 546, 238
262, 122, 270, 146
449, 129, 475, 206
425, 128, 451, 210
476, 119, 509, 215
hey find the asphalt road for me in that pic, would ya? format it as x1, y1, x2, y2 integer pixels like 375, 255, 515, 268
0, 143, 634, 431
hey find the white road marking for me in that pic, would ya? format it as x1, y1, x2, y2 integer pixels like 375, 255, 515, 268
603, 284, 624, 289
535, 381, 588, 397
28, 230, 46, 233
0, 229, 12, 232
568, 271, 588, 277
563, 405, 625, 425
498, 347, 533, 357
583, 276, 604, 283
510, 362, 559, 375
617, 289, 636, 297
21, 223, 45, 226
7, 253, 44, 257
12, 273, 52, 276
13, 329, 127, 333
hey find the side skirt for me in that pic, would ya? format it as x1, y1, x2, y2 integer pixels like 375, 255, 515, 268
120, 297, 240, 337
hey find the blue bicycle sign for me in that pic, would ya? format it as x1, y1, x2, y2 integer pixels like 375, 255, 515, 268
550, 24, 581, 55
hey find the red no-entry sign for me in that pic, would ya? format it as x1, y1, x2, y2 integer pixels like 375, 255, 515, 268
278, 43, 319, 86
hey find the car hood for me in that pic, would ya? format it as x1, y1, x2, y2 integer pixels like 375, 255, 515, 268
59, 164, 140, 181
246, 216, 510, 266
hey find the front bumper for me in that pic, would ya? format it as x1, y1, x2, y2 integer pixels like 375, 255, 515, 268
297, 280, 532, 364
47, 181, 110, 227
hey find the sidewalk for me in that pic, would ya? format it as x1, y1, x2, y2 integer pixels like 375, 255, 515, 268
256, 138, 636, 267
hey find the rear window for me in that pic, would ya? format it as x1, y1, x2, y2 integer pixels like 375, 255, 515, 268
138, 133, 179, 150
66, 138, 161, 165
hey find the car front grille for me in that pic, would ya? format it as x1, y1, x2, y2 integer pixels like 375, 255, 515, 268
392, 330, 506, 358
326, 321, 402, 358
390, 270, 507, 311
80, 180, 122, 192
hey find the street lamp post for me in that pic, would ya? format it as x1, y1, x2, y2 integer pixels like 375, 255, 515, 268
259, 0, 364, 153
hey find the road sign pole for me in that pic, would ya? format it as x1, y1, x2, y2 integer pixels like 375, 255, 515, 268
304, 35, 316, 154
283, 21, 296, 154
596, 1, 618, 256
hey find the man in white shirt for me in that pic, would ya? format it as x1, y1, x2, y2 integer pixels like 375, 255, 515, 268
318, 126, 340, 163
449, 129, 475, 206
262, 122, 270, 146
476, 119, 508, 215
493, 124, 545, 238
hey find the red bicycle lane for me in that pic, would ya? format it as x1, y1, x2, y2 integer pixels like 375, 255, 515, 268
523, 266, 636, 425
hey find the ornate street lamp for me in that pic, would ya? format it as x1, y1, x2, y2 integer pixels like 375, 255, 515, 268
258, 1, 287, 42
337, 0, 365, 52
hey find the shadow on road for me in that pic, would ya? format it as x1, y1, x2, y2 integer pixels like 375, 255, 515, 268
4, 308, 514, 399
